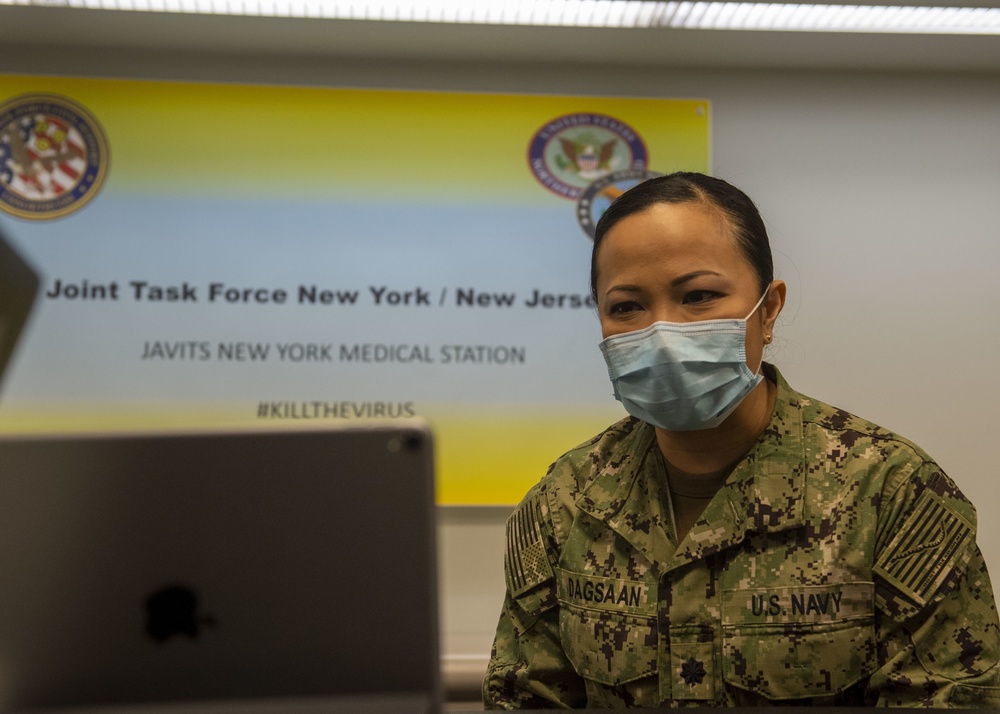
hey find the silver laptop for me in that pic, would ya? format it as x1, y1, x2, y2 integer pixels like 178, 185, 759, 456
0, 227, 40, 393
0, 424, 440, 714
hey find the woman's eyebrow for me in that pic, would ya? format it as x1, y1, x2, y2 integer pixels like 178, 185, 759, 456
604, 284, 643, 297
670, 270, 723, 287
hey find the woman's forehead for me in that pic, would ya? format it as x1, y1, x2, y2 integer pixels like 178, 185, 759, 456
597, 202, 745, 273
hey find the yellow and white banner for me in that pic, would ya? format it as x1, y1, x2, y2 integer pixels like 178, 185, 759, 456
0, 75, 710, 504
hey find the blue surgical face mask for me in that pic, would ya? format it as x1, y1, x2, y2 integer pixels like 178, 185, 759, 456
599, 291, 769, 431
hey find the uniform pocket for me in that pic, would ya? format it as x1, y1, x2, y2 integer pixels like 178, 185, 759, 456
721, 582, 876, 701
556, 567, 657, 686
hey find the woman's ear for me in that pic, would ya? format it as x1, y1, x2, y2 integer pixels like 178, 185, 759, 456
762, 280, 787, 343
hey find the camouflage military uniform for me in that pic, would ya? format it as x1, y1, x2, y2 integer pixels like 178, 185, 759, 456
483, 365, 1000, 708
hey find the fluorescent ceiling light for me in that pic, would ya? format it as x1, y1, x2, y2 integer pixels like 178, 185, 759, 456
5, 0, 1000, 33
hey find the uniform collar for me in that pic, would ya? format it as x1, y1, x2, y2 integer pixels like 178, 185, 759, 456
577, 364, 808, 570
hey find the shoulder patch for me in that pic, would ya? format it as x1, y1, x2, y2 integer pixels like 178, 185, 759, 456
874, 487, 975, 607
505, 498, 554, 597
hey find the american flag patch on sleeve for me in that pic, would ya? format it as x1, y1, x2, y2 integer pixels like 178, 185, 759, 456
505, 498, 554, 597
874, 488, 975, 607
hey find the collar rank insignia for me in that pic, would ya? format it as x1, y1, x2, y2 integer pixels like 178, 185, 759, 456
680, 657, 707, 686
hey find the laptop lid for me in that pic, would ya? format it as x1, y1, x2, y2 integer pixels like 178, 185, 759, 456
0, 424, 440, 713
0, 227, 40, 393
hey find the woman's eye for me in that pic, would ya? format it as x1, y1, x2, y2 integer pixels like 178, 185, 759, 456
682, 290, 719, 305
609, 300, 641, 315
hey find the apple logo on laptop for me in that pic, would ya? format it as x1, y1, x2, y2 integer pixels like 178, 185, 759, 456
145, 584, 216, 642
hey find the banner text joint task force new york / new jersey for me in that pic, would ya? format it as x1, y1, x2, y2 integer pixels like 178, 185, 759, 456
47, 280, 597, 309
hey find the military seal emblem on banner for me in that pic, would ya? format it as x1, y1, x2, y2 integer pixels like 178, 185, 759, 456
0, 93, 109, 220
577, 168, 663, 239
527, 112, 648, 200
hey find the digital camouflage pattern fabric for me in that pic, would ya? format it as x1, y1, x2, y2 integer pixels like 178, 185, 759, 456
483, 365, 1000, 708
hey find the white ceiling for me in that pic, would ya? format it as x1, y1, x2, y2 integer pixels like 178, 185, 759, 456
0, 4, 998, 73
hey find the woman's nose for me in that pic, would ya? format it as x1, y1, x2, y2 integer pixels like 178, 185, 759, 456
647, 302, 684, 324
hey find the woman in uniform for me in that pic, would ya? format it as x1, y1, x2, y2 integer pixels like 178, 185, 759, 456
483, 172, 1000, 708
